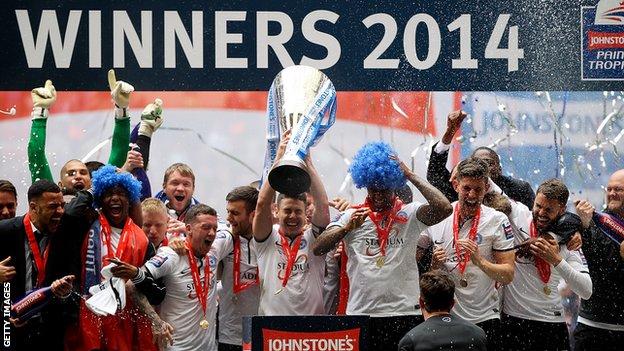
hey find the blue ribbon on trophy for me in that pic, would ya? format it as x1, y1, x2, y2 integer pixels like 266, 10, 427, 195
261, 65, 337, 195
593, 211, 624, 244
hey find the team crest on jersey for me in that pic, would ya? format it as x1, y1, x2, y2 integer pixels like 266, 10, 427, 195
216, 230, 229, 240
208, 255, 218, 267
395, 211, 408, 221
503, 222, 514, 239
476, 233, 483, 245
299, 238, 308, 250
148, 254, 168, 267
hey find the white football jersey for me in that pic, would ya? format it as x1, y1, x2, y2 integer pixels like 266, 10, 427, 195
503, 207, 589, 322
145, 241, 228, 351
254, 226, 325, 315
329, 201, 427, 316
217, 232, 260, 345
423, 203, 514, 324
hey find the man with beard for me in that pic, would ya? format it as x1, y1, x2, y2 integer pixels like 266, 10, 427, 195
218, 186, 260, 351
253, 131, 330, 316
420, 157, 515, 350
312, 141, 452, 348
155, 163, 201, 236
574, 169, 624, 350
500, 179, 592, 350
63, 165, 157, 351
0, 180, 74, 350
427, 110, 535, 208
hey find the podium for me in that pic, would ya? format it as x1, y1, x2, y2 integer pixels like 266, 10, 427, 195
242, 315, 370, 351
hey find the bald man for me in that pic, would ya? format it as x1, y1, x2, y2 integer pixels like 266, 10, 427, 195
574, 169, 624, 350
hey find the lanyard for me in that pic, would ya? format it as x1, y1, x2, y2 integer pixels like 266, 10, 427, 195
23, 213, 48, 287
452, 203, 481, 275
277, 231, 303, 288
233, 236, 259, 293
530, 221, 551, 284
186, 242, 211, 318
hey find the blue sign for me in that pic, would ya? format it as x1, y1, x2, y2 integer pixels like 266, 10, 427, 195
582, 1, 624, 81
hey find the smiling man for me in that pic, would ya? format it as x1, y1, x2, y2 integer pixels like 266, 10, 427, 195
420, 157, 515, 351
126, 204, 230, 350
500, 179, 592, 350
0, 179, 74, 350
312, 141, 451, 349
64, 165, 157, 351
253, 132, 330, 316
155, 163, 201, 237
574, 169, 624, 350
217, 186, 260, 351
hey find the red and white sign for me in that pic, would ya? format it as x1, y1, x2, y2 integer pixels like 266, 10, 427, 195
261, 328, 360, 351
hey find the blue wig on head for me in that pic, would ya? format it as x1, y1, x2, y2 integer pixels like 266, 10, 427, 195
349, 141, 406, 190
91, 165, 142, 206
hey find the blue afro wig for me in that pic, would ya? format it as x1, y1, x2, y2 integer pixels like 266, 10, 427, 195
91, 165, 142, 206
349, 141, 405, 190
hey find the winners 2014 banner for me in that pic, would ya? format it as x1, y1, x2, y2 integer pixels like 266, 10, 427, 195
0, 0, 623, 91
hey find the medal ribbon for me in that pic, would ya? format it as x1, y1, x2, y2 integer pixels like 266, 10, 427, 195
530, 221, 551, 284
186, 242, 211, 318
359, 196, 406, 257
23, 213, 48, 288
452, 202, 481, 275
99, 214, 135, 265
277, 230, 303, 289
233, 236, 259, 293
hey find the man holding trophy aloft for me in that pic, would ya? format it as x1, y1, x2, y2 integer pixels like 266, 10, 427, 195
253, 65, 334, 315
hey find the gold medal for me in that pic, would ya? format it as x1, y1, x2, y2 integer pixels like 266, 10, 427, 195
376, 256, 385, 268
199, 319, 209, 329
543, 286, 551, 295
274, 288, 283, 295
459, 278, 468, 288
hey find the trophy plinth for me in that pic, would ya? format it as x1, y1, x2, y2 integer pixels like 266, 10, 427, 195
268, 158, 311, 196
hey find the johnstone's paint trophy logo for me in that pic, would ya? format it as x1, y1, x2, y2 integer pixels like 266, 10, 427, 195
581, 0, 624, 80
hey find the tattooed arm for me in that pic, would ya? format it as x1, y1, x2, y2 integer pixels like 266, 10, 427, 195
126, 282, 174, 350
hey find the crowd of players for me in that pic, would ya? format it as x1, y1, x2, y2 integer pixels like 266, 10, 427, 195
0, 74, 622, 351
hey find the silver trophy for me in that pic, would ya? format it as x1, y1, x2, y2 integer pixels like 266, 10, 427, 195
264, 65, 336, 195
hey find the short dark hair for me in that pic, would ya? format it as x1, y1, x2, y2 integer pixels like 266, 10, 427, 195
85, 161, 105, 176
537, 179, 569, 206
420, 270, 455, 313
277, 193, 307, 207
226, 186, 259, 213
184, 204, 217, 225
456, 157, 490, 181
28, 179, 61, 202
472, 146, 500, 161
0, 180, 17, 199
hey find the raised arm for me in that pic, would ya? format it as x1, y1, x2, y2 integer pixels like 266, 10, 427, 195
394, 156, 452, 226
305, 153, 330, 229
28, 80, 56, 182
253, 131, 290, 242
107, 69, 134, 168
426, 110, 466, 203
312, 207, 370, 256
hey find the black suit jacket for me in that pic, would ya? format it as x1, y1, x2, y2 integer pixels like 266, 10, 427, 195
427, 142, 536, 208
0, 215, 31, 302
